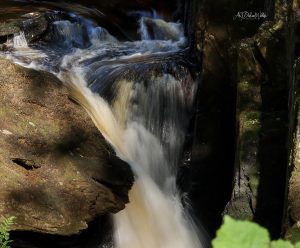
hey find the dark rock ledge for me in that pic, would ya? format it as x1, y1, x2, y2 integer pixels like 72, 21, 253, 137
0, 12, 48, 45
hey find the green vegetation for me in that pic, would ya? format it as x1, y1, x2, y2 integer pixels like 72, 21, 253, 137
0, 216, 15, 248
212, 216, 300, 248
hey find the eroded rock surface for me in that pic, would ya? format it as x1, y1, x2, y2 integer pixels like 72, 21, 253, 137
224, 3, 289, 237
0, 12, 48, 44
0, 58, 133, 235
286, 1, 300, 241
190, 0, 291, 237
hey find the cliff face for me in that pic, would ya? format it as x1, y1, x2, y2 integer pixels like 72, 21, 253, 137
189, 0, 300, 243
190, 0, 298, 239
285, 1, 300, 242
224, 6, 289, 236
0, 58, 133, 236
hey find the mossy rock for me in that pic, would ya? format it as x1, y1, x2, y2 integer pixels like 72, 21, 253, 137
0, 58, 133, 235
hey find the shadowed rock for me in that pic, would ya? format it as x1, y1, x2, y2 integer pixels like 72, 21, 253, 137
0, 58, 133, 235
224, 2, 289, 238
0, 12, 48, 45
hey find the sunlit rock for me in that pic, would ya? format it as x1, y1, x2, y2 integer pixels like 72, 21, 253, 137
0, 58, 133, 235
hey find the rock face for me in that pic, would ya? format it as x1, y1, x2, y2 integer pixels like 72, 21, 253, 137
285, 1, 300, 243
286, 63, 300, 243
189, 0, 268, 234
223, 2, 289, 237
0, 58, 133, 235
0, 13, 48, 44
190, 0, 291, 238
223, 39, 262, 220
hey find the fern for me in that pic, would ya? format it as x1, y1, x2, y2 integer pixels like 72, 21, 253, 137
0, 216, 15, 248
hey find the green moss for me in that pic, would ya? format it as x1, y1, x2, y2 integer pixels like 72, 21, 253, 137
0, 106, 15, 119
248, 165, 260, 197
238, 82, 261, 110
285, 224, 300, 244
38, 122, 61, 140
0, 167, 22, 182
62, 160, 82, 182
225, 199, 254, 220
240, 111, 261, 131
244, 111, 261, 121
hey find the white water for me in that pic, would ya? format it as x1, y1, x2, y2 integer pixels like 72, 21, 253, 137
62, 71, 201, 248
1, 12, 205, 248
13, 32, 28, 48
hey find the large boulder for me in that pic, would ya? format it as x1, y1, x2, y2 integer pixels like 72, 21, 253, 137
0, 58, 133, 235
0, 12, 48, 44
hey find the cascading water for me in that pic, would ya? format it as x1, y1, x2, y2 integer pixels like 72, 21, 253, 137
1, 10, 206, 248
13, 32, 28, 48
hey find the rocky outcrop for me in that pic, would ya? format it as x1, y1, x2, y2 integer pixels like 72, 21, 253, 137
0, 58, 133, 235
0, 12, 48, 44
190, 0, 291, 238
223, 39, 262, 220
285, 1, 300, 243
223, 2, 289, 237
286, 64, 300, 243
189, 0, 266, 234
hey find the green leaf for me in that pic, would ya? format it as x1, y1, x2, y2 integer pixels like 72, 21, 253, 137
295, 242, 300, 248
270, 240, 293, 248
212, 216, 270, 248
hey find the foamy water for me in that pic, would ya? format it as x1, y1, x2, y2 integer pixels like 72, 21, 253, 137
1, 11, 206, 248
13, 32, 28, 48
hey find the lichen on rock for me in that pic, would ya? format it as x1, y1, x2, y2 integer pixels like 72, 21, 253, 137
0, 58, 133, 235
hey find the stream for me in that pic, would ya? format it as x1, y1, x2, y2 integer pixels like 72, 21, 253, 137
0, 1, 207, 247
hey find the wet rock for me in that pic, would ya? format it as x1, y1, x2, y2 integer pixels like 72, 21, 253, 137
224, 2, 289, 237
140, 17, 183, 41
286, 51, 300, 243
0, 12, 48, 44
188, 0, 271, 234
223, 41, 262, 220
0, 20, 20, 37
21, 13, 48, 43
283, 1, 300, 243
0, 58, 133, 235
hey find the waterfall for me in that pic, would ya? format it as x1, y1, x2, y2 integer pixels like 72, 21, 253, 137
1, 11, 205, 248
13, 32, 28, 49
